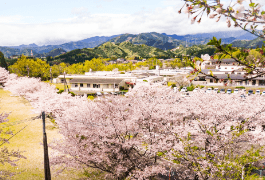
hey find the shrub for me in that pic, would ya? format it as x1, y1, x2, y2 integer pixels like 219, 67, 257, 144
187, 86, 195, 91
179, 86, 183, 91
87, 96, 94, 100
68, 91, 75, 97
143, 80, 148, 82
57, 89, 64, 94
236, 86, 245, 89
119, 86, 125, 91
171, 83, 176, 88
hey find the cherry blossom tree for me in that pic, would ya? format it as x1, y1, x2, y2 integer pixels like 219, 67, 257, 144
163, 92, 265, 179
47, 82, 265, 179
2, 69, 168, 179
181, 0, 265, 37
48, 84, 172, 179
3, 65, 265, 179
0, 67, 9, 84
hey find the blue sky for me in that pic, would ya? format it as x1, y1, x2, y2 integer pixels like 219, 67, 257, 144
0, 0, 262, 46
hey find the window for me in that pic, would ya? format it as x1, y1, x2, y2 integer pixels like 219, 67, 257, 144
93, 84, 100, 88
87, 84, 90, 88
61, 79, 65, 83
115, 84, 118, 88
210, 79, 213, 83
74, 83, 78, 87
80, 83, 83, 87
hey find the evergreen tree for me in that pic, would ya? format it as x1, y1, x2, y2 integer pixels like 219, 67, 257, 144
0, 51, 8, 71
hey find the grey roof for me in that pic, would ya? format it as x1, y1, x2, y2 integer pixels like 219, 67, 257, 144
70, 78, 123, 84
205, 74, 245, 80
234, 68, 245, 72
201, 69, 220, 73
253, 77, 265, 80
211, 59, 237, 63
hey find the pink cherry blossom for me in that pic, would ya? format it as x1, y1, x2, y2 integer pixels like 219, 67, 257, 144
234, 5, 245, 18
226, 18, 231, 27
209, 14, 217, 19
216, 8, 222, 14
3, 65, 265, 179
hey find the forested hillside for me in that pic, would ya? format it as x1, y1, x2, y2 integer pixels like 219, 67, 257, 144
107, 32, 185, 50
232, 38, 265, 48
52, 41, 176, 64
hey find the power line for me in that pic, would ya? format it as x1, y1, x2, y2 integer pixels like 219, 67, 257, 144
0, 119, 34, 147
0, 116, 39, 128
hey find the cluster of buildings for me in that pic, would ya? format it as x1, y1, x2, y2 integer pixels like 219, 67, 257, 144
56, 68, 192, 95
194, 58, 265, 87
54, 57, 265, 95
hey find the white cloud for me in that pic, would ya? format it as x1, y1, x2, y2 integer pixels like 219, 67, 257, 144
0, 4, 249, 46
0, 15, 23, 23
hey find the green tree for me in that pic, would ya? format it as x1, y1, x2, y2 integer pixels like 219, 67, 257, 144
0, 51, 8, 70
84, 58, 105, 71
9, 55, 50, 80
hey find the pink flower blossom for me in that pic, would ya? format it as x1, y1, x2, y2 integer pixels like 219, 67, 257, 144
216, 8, 222, 14
191, 16, 196, 24
234, 5, 245, 18
216, 16, 221, 22
226, 18, 231, 27
209, 14, 217, 19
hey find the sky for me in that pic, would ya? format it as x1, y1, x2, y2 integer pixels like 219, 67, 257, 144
0, 0, 263, 46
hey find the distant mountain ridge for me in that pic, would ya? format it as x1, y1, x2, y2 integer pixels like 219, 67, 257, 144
163, 30, 256, 45
1, 35, 119, 58
105, 32, 185, 50
0, 30, 259, 58
164, 30, 256, 40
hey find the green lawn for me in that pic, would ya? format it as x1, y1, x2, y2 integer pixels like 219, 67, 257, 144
0, 89, 87, 179
43, 81, 71, 91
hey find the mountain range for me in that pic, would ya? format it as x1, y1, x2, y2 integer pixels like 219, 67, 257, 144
52, 41, 176, 64
0, 30, 260, 58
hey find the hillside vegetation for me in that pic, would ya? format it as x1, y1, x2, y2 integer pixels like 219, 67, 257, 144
52, 41, 176, 64
232, 37, 265, 48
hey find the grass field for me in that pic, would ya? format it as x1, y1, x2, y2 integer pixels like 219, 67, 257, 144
0, 89, 87, 179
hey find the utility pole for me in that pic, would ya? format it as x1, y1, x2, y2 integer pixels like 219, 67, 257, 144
42, 111, 51, 180
50, 68, 52, 83
64, 71, 66, 92
27, 65, 29, 77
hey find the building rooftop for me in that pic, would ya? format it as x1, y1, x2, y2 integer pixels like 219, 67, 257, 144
70, 78, 123, 84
